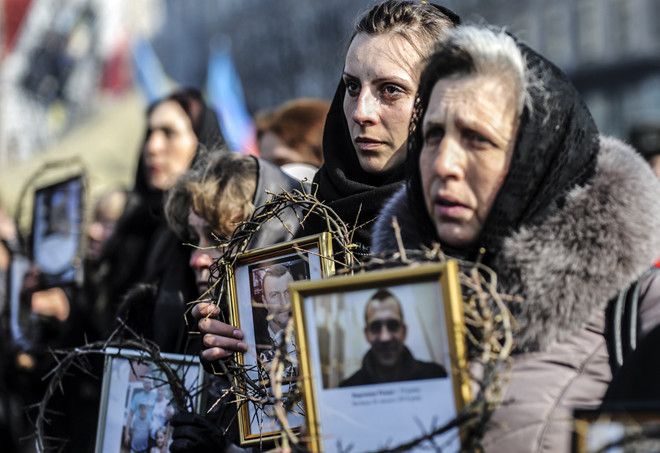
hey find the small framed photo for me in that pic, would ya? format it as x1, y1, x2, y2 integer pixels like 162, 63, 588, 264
31, 175, 84, 286
226, 233, 334, 446
290, 261, 471, 452
573, 407, 660, 452
95, 348, 204, 453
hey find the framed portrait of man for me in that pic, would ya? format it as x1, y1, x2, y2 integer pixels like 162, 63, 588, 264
572, 407, 660, 453
290, 261, 471, 452
226, 233, 334, 446
30, 175, 84, 287
95, 348, 204, 453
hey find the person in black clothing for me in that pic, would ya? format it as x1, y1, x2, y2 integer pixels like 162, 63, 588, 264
110, 88, 224, 306
604, 317, 660, 404
163, 152, 302, 452
295, 1, 459, 251
83, 188, 128, 338
194, 0, 461, 364
165, 152, 302, 297
339, 288, 446, 387
112, 88, 226, 353
177, 2, 461, 449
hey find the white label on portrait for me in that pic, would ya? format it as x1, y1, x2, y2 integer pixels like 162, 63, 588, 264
304, 281, 460, 452
320, 380, 458, 451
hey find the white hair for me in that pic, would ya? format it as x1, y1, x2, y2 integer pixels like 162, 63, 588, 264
447, 25, 531, 116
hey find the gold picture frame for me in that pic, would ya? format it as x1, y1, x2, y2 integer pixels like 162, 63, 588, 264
573, 407, 660, 452
290, 260, 471, 452
226, 233, 334, 446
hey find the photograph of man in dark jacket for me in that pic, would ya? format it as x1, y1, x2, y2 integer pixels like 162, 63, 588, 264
254, 263, 298, 378
339, 288, 447, 387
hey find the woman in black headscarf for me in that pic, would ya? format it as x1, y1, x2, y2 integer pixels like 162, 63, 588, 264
193, 0, 460, 364
296, 1, 459, 252
99, 88, 225, 344
372, 25, 660, 451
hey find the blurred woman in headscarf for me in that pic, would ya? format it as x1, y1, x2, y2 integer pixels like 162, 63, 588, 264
103, 88, 225, 346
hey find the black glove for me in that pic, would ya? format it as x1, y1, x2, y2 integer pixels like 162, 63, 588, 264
170, 412, 227, 453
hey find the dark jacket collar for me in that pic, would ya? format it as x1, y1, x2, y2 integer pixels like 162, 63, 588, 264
373, 137, 660, 351
350, 346, 435, 384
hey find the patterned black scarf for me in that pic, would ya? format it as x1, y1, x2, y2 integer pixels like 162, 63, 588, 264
405, 35, 600, 258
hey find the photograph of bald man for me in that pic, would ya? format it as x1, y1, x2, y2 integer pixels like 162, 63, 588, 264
339, 288, 447, 387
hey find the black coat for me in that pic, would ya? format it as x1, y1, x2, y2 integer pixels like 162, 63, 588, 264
604, 318, 660, 404
339, 346, 447, 388
108, 94, 225, 348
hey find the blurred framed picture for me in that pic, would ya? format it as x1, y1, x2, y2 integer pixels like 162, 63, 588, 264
95, 348, 204, 453
30, 175, 84, 286
6, 251, 32, 349
573, 407, 660, 452
226, 233, 334, 446
290, 261, 471, 452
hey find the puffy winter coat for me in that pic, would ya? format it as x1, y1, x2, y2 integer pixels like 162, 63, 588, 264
372, 136, 660, 452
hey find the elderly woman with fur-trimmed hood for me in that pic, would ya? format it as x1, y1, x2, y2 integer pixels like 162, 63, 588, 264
372, 26, 660, 451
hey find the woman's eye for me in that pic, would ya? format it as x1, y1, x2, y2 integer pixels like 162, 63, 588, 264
187, 230, 199, 245
424, 126, 444, 146
381, 84, 404, 99
464, 129, 491, 147
162, 127, 175, 139
344, 79, 360, 97
203, 228, 217, 243
383, 84, 402, 94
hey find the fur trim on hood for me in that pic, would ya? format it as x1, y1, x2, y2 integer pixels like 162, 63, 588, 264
372, 136, 660, 351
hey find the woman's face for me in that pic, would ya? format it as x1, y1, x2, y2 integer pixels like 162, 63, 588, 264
188, 210, 223, 295
420, 74, 519, 248
143, 101, 198, 191
343, 32, 420, 174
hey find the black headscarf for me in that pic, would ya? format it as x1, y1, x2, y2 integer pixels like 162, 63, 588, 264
406, 31, 600, 258
100, 88, 226, 315
297, 2, 462, 251
133, 87, 225, 199
301, 82, 406, 250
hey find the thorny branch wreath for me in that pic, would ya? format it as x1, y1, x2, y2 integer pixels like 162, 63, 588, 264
31, 323, 202, 453
189, 188, 520, 452
34, 187, 519, 452
187, 186, 360, 451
